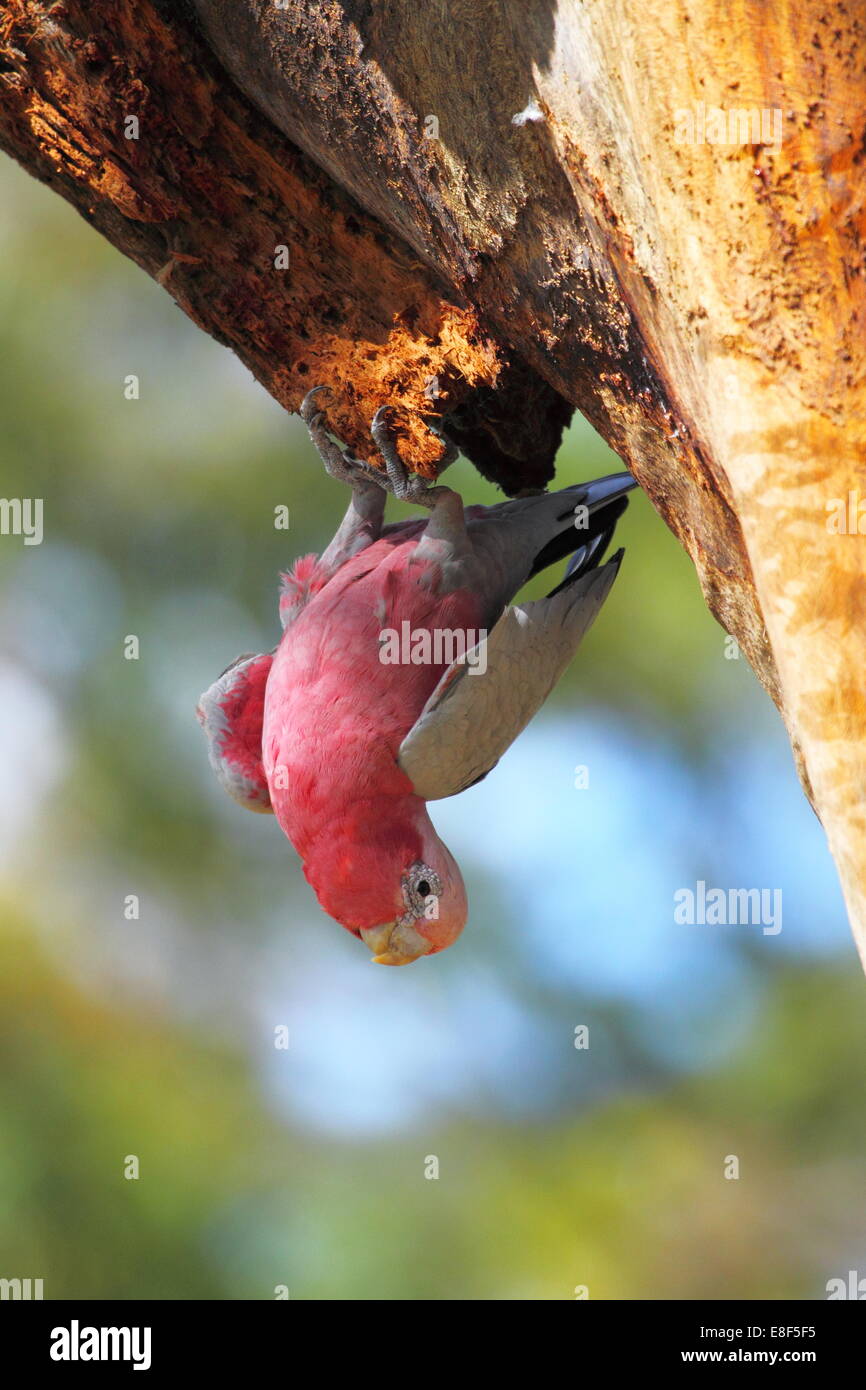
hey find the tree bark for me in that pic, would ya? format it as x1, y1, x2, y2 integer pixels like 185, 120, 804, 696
2, 1, 865, 963
0, 0, 571, 486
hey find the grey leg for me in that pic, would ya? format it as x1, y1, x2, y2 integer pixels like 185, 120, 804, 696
299, 386, 387, 572
318, 487, 387, 574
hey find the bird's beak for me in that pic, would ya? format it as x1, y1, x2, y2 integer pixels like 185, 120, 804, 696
360, 921, 433, 966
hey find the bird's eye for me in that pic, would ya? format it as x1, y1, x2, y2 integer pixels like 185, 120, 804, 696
402, 862, 442, 917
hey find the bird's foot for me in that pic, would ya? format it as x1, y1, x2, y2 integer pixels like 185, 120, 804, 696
370, 405, 458, 510
300, 386, 458, 510
300, 386, 383, 492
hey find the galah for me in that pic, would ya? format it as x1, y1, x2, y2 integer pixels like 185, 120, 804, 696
197, 389, 636, 965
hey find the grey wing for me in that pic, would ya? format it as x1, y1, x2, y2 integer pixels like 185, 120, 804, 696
397, 554, 623, 801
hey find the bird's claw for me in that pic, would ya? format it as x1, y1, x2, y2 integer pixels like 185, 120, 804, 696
370, 405, 453, 510
300, 386, 457, 509
300, 386, 383, 492
299, 384, 329, 425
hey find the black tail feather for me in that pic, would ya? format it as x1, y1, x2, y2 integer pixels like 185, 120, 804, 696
529, 495, 629, 580
547, 543, 625, 598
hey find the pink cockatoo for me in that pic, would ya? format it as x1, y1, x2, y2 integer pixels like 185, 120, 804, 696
197, 389, 636, 965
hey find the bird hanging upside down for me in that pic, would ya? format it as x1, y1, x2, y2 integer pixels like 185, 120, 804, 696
197, 389, 636, 965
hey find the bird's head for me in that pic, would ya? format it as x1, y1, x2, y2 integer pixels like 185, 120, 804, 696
304, 808, 468, 965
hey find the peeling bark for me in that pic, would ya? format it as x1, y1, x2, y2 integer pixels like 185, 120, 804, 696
2, 1, 866, 963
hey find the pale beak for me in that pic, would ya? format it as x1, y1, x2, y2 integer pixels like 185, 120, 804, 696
360, 921, 433, 966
